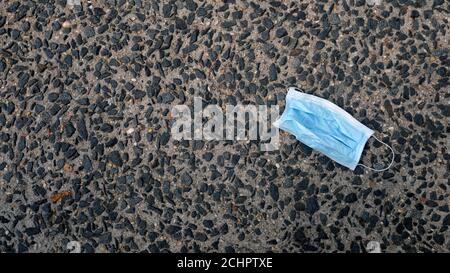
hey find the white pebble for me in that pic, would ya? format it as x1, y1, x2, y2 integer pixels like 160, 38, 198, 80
62, 21, 72, 28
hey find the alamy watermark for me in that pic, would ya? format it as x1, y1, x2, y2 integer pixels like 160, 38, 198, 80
170, 97, 280, 151
67, 0, 81, 6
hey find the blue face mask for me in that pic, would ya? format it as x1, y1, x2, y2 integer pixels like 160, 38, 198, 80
274, 88, 394, 171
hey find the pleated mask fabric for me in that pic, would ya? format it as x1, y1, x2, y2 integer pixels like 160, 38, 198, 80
274, 87, 394, 171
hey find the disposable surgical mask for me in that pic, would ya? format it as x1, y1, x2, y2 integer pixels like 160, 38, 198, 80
274, 87, 394, 171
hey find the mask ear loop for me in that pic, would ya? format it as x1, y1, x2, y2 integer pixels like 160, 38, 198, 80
357, 135, 395, 172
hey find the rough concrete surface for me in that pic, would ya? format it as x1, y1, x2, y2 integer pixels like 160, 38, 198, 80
0, 0, 449, 253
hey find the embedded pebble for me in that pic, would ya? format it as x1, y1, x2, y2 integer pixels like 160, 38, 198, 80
62, 21, 72, 29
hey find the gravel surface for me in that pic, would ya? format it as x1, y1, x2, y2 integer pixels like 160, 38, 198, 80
0, 0, 449, 253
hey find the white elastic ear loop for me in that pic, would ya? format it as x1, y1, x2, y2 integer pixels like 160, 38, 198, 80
357, 135, 395, 172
